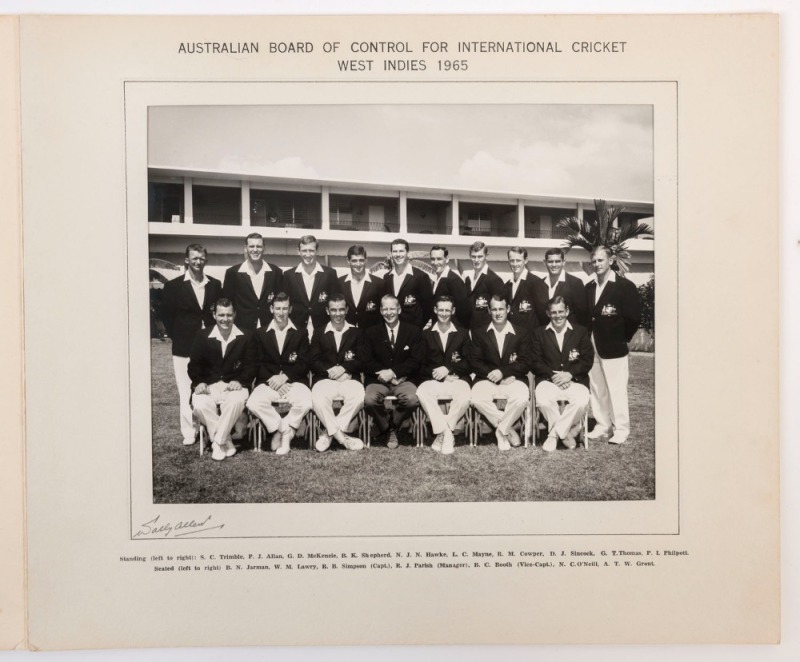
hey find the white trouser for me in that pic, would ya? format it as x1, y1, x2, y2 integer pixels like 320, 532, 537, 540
470, 379, 529, 436
247, 382, 312, 433
172, 355, 195, 442
535, 380, 590, 439
311, 379, 365, 437
191, 382, 249, 446
589, 353, 630, 437
417, 379, 471, 435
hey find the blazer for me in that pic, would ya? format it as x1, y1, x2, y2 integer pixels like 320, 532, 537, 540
530, 323, 594, 388
221, 261, 283, 331
309, 325, 363, 385
505, 272, 549, 334
468, 322, 534, 382
187, 327, 255, 391
585, 275, 642, 359
464, 268, 505, 330
430, 269, 470, 329
339, 274, 384, 330
382, 267, 434, 330
160, 274, 222, 358
359, 321, 425, 387
282, 265, 341, 332
534, 272, 589, 327
420, 326, 472, 383
250, 324, 310, 386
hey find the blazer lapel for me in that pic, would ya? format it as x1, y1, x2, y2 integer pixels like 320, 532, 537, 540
183, 279, 204, 311
293, 271, 311, 305
592, 278, 615, 312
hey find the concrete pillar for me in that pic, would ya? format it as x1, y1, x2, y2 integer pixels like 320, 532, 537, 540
321, 187, 330, 230
451, 195, 459, 236
577, 202, 584, 221
184, 177, 193, 224
399, 191, 408, 233
241, 181, 250, 227
517, 199, 525, 238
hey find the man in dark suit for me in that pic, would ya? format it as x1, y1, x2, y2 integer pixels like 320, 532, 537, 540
360, 294, 425, 449
416, 296, 472, 455
464, 241, 505, 330
246, 293, 312, 455
309, 294, 365, 452
468, 295, 534, 451
382, 238, 433, 330
531, 296, 594, 452
339, 245, 383, 330
282, 234, 341, 337
535, 248, 589, 327
505, 246, 548, 334
188, 298, 255, 461
160, 243, 222, 445
585, 246, 643, 445
221, 232, 283, 331
429, 245, 469, 329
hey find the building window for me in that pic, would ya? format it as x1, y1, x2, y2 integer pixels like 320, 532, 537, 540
148, 182, 183, 223
329, 194, 399, 232
459, 202, 517, 237
192, 185, 241, 226
250, 190, 321, 229
524, 206, 575, 239
407, 199, 452, 234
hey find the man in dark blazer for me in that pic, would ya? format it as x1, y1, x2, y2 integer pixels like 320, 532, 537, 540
339, 245, 384, 330
309, 294, 365, 452
534, 248, 589, 327
221, 232, 283, 331
463, 241, 506, 330
531, 296, 594, 452
468, 295, 534, 451
188, 298, 255, 461
160, 243, 222, 445
246, 293, 312, 455
585, 246, 643, 445
429, 245, 470, 329
282, 234, 341, 337
360, 294, 425, 449
416, 296, 472, 455
505, 246, 548, 334
382, 238, 433, 330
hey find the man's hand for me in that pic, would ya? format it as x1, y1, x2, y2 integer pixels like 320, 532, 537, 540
444, 374, 460, 383
390, 376, 407, 386
268, 374, 289, 390
328, 365, 346, 380
487, 369, 504, 384
432, 366, 449, 381
336, 372, 352, 383
551, 371, 572, 388
225, 380, 242, 391
499, 376, 517, 386
277, 383, 292, 397
376, 369, 395, 383
194, 383, 209, 395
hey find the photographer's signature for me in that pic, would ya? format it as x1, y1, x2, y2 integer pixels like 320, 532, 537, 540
133, 514, 225, 538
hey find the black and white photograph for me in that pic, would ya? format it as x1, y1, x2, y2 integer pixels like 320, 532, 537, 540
146, 102, 656, 505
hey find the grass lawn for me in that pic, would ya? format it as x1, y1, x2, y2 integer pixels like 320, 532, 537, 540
150, 340, 655, 503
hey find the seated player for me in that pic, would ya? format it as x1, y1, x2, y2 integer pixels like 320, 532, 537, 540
531, 296, 594, 451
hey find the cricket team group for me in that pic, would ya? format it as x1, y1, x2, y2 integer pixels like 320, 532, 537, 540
159, 233, 642, 461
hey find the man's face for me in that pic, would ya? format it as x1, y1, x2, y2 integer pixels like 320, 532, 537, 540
545, 253, 565, 276
489, 298, 508, 326
381, 299, 400, 325
430, 249, 448, 275
391, 243, 408, 269
270, 300, 291, 326
185, 250, 207, 278
434, 301, 454, 326
246, 238, 264, 263
591, 250, 613, 277
299, 242, 318, 266
327, 299, 348, 327
508, 251, 527, 277
547, 302, 569, 331
347, 253, 366, 276
470, 249, 487, 271
213, 305, 235, 332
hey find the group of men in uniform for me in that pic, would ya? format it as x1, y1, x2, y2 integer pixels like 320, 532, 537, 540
160, 233, 642, 461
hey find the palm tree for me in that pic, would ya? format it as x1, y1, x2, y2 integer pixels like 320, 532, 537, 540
556, 198, 653, 276
368, 251, 436, 277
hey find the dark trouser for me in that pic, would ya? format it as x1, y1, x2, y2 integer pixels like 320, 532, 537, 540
364, 381, 419, 435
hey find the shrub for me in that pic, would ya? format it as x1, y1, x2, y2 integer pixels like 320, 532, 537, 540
638, 275, 654, 334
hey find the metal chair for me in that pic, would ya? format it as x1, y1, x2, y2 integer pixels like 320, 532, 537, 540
415, 395, 472, 449
534, 401, 590, 450
364, 396, 424, 448
307, 397, 368, 448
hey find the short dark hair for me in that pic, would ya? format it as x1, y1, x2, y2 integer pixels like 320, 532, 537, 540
508, 246, 528, 260
434, 295, 454, 307
298, 235, 318, 250
489, 294, 508, 306
469, 241, 488, 255
213, 297, 235, 313
326, 293, 348, 308
547, 295, 569, 311
347, 245, 367, 259
245, 232, 264, 244
430, 245, 449, 258
544, 248, 565, 260
391, 238, 410, 251
185, 243, 207, 258
271, 292, 291, 305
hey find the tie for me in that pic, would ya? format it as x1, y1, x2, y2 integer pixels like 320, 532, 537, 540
390, 328, 395, 348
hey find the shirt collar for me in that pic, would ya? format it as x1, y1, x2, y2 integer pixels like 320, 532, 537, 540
488, 322, 515, 335
238, 260, 271, 275
184, 270, 209, 286
543, 269, 567, 285
325, 321, 354, 334
267, 319, 297, 333
392, 263, 412, 277
594, 270, 617, 285
546, 320, 573, 334
435, 266, 451, 280
209, 324, 244, 342
435, 322, 458, 335
295, 262, 324, 276
344, 271, 371, 283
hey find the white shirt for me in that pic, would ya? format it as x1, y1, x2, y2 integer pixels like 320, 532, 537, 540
344, 271, 371, 307
546, 320, 573, 352
391, 264, 412, 296
385, 322, 400, 346
434, 322, 457, 350
594, 270, 616, 304
324, 321, 354, 352
543, 269, 567, 299
295, 262, 324, 301
510, 271, 526, 300
209, 324, 244, 357
267, 319, 297, 355
466, 264, 489, 292
488, 321, 515, 356
238, 259, 271, 298
432, 265, 455, 293
183, 271, 210, 326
